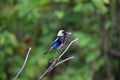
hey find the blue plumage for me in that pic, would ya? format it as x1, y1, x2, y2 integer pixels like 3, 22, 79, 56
51, 36, 64, 49
44, 30, 66, 55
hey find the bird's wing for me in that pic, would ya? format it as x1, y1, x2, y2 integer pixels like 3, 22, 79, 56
43, 38, 59, 55
52, 37, 59, 45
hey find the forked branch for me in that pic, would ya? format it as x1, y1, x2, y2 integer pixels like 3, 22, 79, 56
37, 33, 79, 80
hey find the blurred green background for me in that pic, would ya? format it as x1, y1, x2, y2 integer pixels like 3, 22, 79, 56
0, 0, 120, 80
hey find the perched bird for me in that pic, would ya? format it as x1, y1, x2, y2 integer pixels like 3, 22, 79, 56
44, 30, 66, 55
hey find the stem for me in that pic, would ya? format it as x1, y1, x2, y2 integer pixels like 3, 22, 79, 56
37, 36, 79, 80
13, 47, 31, 80
58, 38, 79, 59
55, 56, 74, 67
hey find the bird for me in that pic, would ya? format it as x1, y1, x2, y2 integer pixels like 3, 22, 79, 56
44, 30, 67, 55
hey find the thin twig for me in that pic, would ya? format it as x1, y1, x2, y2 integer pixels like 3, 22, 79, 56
55, 56, 74, 67
58, 38, 79, 59
13, 47, 31, 80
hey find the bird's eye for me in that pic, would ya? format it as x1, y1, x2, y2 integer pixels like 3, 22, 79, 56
62, 31, 65, 34
62, 31, 66, 35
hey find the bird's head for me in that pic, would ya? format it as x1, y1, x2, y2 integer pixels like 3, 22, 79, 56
57, 30, 66, 36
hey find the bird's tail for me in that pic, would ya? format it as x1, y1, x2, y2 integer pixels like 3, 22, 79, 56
43, 48, 52, 55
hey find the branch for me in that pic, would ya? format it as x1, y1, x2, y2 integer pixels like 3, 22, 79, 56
107, 49, 120, 57
55, 56, 74, 67
58, 38, 79, 60
37, 34, 71, 80
13, 47, 31, 80
37, 32, 79, 80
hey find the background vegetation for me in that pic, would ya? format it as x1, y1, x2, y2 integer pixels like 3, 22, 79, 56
0, 0, 120, 80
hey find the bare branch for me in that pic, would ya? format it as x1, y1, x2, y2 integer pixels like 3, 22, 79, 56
107, 49, 120, 57
37, 34, 71, 80
55, 56, 74, 67
13, 47, 31, 80
37, 32, 79, 80
58, 38, 79, 60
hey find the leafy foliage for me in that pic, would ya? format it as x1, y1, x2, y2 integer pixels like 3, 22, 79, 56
0, 0, 120, 80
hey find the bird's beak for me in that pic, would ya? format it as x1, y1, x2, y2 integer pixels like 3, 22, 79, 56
65, 32, 67, 35
65, 32, 71, 35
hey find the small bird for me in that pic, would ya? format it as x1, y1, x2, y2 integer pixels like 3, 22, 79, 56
44, 30, 66, 55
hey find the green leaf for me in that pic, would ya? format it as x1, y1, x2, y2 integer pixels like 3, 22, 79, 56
0, 33, 5, 45
54, 0, 70, 3
74, 32, 91, 47
4, 31, 18, 47
74, 3, 94, 13
0, 66, 6, 80
94, 57, 105, 71
86, 50, 101, 63
92, 0, 108, 14
73, 4, 83, 12
55, 11, 64, 19
105, 20, 111, 30
5, 46, 13, 55
0, 51, 5, 63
